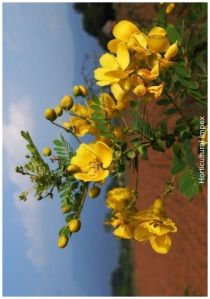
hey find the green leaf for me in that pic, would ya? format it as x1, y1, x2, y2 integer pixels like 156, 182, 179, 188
129, 100, 139, 107
166, 24, 181, 43
156, 98, 171, 105
177, 77, 198, 90
173, 64, 191, 78
90, 104, 101, 111
179, 169, 199, 199
171, 155, 185, 175
53, 139, 63, 146
91, 95, 100, 104
160, 121, 168, 136
100, 131, 113, 138
164, 108, 177, 115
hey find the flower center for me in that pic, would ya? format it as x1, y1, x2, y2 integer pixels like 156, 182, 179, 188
149, 220, 162, 228
88, 160, 102, 175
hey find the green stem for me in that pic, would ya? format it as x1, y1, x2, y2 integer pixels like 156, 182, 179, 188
75, 183, 89, 218
51, 121, 81, 144
123, 142, 151, 154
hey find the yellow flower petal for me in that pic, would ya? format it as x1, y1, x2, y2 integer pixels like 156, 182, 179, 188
107, 39, 120, 53
111, 82, 126, 102
74, 169, 109, 182
147, 83, 164, 99
99, 53, 119, 68
164, 42, 179, 60
133, 84, 147, 97
91, 141, 113, 168
113, 224, 134, 239
132, 32, 148, 49
94, 68, 120, 86
113, 20, 140, 42
71, 144, 96, 170
147, 35, 170, 53
106, 187, 134, 211
116, 42, 130, 70
149, 234, 172, 254
148, 27, 167, 37
134, 225, 152, 241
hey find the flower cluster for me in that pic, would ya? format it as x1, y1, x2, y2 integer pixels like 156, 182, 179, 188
106, 188, 177, 254
94, 20, 178, 105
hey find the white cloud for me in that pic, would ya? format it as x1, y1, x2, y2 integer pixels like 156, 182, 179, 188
3, 99, 46, 268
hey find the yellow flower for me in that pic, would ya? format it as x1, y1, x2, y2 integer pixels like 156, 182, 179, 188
107, 211, 135, 239
107, 20, 140, 53
106, 187, 135, 211
68, 117, 95, 137
67, 102, 96, 137
94, 43, 132, 86
130, 198, 177, 254
99, 93, 123, 118
137, 63, 160, 81
166, 3, 175, 14
147, 82, 164, 99
70, 141, 113, 182
147, 27, 170, 53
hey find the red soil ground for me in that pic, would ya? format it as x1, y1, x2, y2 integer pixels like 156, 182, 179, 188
125, 102, 207, 296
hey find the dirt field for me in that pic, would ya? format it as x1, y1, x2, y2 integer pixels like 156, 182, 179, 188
124, 101, 207, 296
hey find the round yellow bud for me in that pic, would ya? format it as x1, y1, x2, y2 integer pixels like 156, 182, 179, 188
44, 108, 57, 121
57, 234, 69, 248
42, 147, 52, 156
63, 122, 72, 131
69, 219, 81, 233
78, 85, 88, 97
88, 186, 101, 198
152, 198, 164, 210
60, 95, 73, 110
54, 105, 63, 117
133, 84, 147, 97
66, 164, 80, 174
166, 3, 175, 14
73, 85, 80, 97
113, 127, 123, 138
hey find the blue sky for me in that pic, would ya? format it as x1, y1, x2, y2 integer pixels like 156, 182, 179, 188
3, 3, 119, 296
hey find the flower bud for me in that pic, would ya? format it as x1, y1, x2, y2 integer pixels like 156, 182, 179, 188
88, 186, 101, 198
42, 147, 52, 156
57, 235, 69, 248
66, 164, 80, 174
78, 85, 88, 97
113, 127, 123, 138
54, 105, 63, 117
63, 122, 72, 131
60, 95, 73, 110
166, 3, 175, 14
73, 85, 81, 97
69, 219, 81, 233
44, 108, 57, 121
